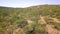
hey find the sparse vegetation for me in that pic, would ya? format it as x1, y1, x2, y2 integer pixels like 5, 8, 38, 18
0, 5, 60, 34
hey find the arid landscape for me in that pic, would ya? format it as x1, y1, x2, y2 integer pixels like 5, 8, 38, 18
0, 5, 60, 34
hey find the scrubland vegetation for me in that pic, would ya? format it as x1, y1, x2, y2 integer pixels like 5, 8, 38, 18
0, 5, 60, 34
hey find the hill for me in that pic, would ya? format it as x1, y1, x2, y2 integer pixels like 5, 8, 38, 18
0, 5, 60, 34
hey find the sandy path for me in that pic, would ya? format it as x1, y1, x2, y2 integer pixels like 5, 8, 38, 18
45, 24, 60, 34
38, 16, 46, 24
52, 18, 60, 23
26, 19, 33, 24
13, 28, 21, 34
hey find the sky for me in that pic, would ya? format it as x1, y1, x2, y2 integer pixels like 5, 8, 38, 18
0, 0, 60, 8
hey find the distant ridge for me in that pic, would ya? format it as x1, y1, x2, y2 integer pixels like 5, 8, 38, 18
0, 4, 60, 9
0, 6, 14, 9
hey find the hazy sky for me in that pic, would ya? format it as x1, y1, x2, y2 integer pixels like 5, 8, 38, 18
0, 0, 60, 8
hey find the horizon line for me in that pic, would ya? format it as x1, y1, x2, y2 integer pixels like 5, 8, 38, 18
0, 4, 60, 8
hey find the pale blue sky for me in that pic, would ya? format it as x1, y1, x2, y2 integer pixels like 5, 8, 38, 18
0, 0, 60, 8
